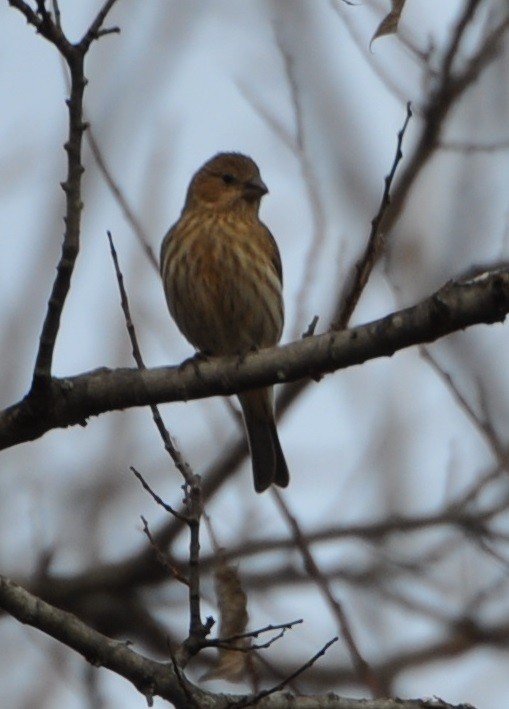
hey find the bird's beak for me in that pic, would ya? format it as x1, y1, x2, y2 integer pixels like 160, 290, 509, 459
244, 175, 268, 197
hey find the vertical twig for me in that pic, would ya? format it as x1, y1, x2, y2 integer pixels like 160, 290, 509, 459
107, 232, 212, 666
333, 102, 413, 329
31, 46, 87, 388
6, 1, 120, 390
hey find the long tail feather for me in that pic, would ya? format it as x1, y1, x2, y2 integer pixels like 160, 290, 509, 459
238, 389, 289, 492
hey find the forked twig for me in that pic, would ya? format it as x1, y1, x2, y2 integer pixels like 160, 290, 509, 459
107, 231, 211, 665
230, 636, 339, 708
207, 619, 303, 651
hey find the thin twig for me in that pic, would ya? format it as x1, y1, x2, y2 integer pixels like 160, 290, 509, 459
168, 654, 201, 709
131, 467, 187, 522
273, 3, 509, 438
230, 636, 339, 708
441, 0, 482, 80
30, 42, 85, 387
140, 515, 189, 586
213, 628, 290, 652
172, 480, 214, 667
107, 232, 211, 664
7, 0, 119, 390
206, 619, 303, 649
55, 44, 157, 272
107, 231, 195, 487
333, 101, 413, 329
271, 488, 383, 697
9, 0, 43, 31
80, 0, 120, 50
51, 0, 61, 29
420, 346, 509, 465
35, 0, 51, 25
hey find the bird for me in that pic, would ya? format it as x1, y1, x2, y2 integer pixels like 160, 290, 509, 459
160, 152, 289, 492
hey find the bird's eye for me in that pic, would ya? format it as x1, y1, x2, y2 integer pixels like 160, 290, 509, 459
221, 173, 236, 185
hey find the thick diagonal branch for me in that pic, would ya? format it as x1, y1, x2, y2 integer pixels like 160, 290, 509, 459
1, 268, 508, 450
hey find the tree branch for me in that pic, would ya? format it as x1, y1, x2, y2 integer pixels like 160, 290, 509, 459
9, 0, 119, 390
1, 267, 508, 450
0, 574, 204, 707
0, 574, 481, 709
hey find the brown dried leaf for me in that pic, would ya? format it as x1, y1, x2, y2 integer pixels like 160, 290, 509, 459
371, 0, 406, 44
202, 558, 251, 682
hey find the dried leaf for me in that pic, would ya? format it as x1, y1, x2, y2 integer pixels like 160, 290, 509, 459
202, 558, 251, 682
371, 0, 406, 44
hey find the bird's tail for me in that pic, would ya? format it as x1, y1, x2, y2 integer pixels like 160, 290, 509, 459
238, 389, 289, 493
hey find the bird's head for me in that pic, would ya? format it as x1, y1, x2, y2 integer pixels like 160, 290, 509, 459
184, 152, 268, 212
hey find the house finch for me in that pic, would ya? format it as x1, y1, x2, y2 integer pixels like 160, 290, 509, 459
160, 152, 289, 492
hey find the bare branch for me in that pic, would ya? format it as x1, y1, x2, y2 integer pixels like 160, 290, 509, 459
173, 478, 214, 668
131, 467, 187, 522
109, 232, 212, 664
230, 636, 339, 709
0, 572, 487, 708
7, 1, 120, 390
207, 619, 303, 650
1, 267, 508, 450
51, 0, 61, 29
272, 489, 382, 696
140, 515, 189, 586
107, 231, 195, 486
441, 0, 482, 80
30, 50, 86, 388
79, 0, 120, 50
0, 575, 206, 707
334, 102, 413, 329
420, 347, 509, 465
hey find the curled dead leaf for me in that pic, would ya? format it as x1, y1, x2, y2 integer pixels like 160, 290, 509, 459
201, 557, 251, 682
371, 0, 406, 45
